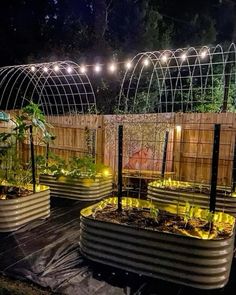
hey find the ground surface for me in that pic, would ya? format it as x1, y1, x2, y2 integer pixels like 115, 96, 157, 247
0, 274, 54, 295
0, 197, 235, 295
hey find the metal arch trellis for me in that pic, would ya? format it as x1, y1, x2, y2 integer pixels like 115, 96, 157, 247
118, 43, 236, 114
0, 60, 97, 116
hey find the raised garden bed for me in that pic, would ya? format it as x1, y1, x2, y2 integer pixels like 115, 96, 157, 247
40, 174, 113, 201
148, 180, 236, 217
0, 184, 50, 232
80, 197, 235, 290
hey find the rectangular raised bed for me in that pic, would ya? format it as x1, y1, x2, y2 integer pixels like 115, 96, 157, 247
40, 174, 113, 201
0, 185, 50, 232
80, 197, 235, 290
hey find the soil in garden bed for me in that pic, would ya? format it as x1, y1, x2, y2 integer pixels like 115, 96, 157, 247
92, 205, 233, 239
0, 185, 32, 200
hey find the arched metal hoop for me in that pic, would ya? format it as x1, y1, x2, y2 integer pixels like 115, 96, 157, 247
0, 61, 96, 115
119, 44, 236, 113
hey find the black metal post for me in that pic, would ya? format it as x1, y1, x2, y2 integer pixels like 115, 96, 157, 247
209, 124, 221, 213
29, 125, 36, 193
161, 130, 169, 180
222, 54, 233, 112
232, 137, 236, 192
46, 142, 49, 169
117, 125, 123, 212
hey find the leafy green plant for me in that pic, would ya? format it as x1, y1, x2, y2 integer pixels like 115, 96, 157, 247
37, 151, 110, 180
0, 102, 55, 188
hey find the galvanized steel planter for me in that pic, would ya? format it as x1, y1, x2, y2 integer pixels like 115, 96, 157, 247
148, 181, 236, 217
0, 185, 50, 232
80, 198, 235, 290
40, 174, 113, 201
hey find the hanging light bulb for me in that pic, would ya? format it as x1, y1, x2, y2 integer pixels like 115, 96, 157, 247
181, 53, 187, 61
200, 50, 207, 59
67, 66, 73, 73
43, 66, 48, 72
108, 63, 116, 73
125, 61, 132, 69
94, 64, 101, 73
161, 54, 168, 63
143, 58, 149, 66
80, 65, 87, 73
54, 65, 59, 72
31, 66, 36, 72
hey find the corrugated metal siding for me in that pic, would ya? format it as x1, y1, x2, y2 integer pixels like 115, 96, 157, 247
0, 189, 50, 232
40, 174, 113, 201
80, 216, 235, 290
147, 184, 236, 217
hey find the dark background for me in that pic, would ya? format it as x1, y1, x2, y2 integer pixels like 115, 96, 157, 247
0, 0, 235, 66
0, 0, 235, 113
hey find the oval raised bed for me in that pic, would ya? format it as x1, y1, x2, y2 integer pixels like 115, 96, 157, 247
148, 180, 236, 217
80, 197, 235, 290
0, 184, 50, 232
40, 174, 113, 201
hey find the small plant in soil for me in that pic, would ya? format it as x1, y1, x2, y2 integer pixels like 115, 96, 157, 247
152, 179, 232, 196
37, 152, 110, 180
89, 198, 235, 240
0, 102, 54, 196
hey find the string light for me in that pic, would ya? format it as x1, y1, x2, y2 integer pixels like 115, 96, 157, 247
143, 58, 149, 66
200, 50, 207, 59
67, 66, 72, 73
54, 65, 59, 72
161, 54, 168, 63
27, 48, 214, 75
125, 61, 132, 69
80, 65, 87, 73
181, 53, 187, 61
94, 64, 101, 73
108, 63, 116, 73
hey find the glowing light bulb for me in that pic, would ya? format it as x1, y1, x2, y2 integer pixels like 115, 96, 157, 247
94, 64, 101, 73
102, 169, 110, 177
200, 50, 207, 59
67, 66, 72, 73
54, 65, 59, 72
143, 58, 149, 66
125, 61, 132, 69
80, 65, 86, 73
181, 53, 187, 61
176, 125, 181, 132
31, 66, 36, 72
108, 63, 116, 72
161, 55, 168, 63
43, 67, 48, 72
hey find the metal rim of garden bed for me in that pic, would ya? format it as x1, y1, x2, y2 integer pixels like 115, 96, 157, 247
118, 43, 236, 114
0, 60, 97, 115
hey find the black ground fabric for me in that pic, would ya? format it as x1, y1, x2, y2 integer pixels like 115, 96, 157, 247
0, 198, 236, 295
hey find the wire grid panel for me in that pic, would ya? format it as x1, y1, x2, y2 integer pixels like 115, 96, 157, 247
0, 61, 96, 115
104, 113, 236, 198
119, 43, 236, 114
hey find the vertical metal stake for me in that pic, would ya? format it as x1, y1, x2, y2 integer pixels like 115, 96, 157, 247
117, 125, 123, 212
30, 125, 36, 193
161, 130, 169, 180
46, 142, 49, 169
209, 124, 221, 213
232, 137, 236, 192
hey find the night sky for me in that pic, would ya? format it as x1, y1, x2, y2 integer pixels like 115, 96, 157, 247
0, 0, 235, 67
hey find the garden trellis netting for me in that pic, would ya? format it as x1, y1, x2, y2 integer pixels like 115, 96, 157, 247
118, 43, 236, 114
0, 60, 96, 115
